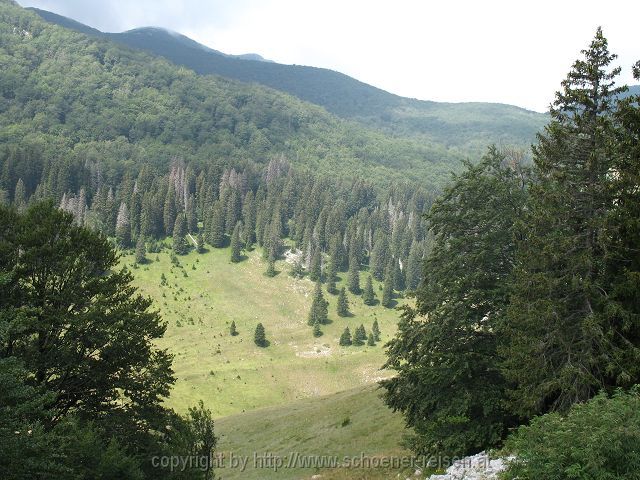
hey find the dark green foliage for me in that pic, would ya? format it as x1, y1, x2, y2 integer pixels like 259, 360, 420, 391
196, 231, 205, 253
503, 389, 640, 480
325, 259, 338, 294
369, 232, 389, 281
254, 323, 267, 347
347, 248, 360, 294
163, 188, 176, 237
183, 401, 217, 480
134, 236, 146, 264
339, 327, 352, 346
308, 248, 322, 282
172, 214, 188, 255
353, 324, 366, 346
115, 202, 131, 248
337, 287, 350, 317
229, 321, 238, 336
264, 259, 277, 277
500, 29, 639, 417
367, 333, 375, 346
381, 258, 395, 308
405, 241, 423, 291
207, 204, 225, 248
230, 221, 242, 263
308, 281, 329, 326
312, 320, 322, 338
372, 319, 380, 342
363, 276, 376, 305
383, 147, 528, 457
289, 259, 304, 279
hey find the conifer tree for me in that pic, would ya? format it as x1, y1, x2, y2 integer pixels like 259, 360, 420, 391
312, 319, 322, 338
325, 259, 338, 294
353, 324, 366, 346
363, 276, 376, 305
230, 221, 242, 263
14, 178, 26, 211
347, 247, 360, 294
337, 287, 350, 317
501, 29, 635, 417
309, 248, 322, 282
115, 202, 131, 248
307, 281, 329, 325
254, 323, 267, 347
208, 203, 225, 248
381, 258, 395, 308
367, 332, 375, 346
372, 319, 381, 342
265, 258, 277, 277
173, 214, 188, 255
339, 327, 352, 346
289, 259, 304, 279
163, 186, 176, 237
242, 190, 256, 250
405, 240, 423, 291
230, 321, 238, 336
196, 231, 205, 253
135, 235, 146, 264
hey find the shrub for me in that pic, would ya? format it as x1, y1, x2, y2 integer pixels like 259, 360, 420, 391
503, 388, 640, 479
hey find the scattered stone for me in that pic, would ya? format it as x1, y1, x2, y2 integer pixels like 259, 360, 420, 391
427, 452, 513, 480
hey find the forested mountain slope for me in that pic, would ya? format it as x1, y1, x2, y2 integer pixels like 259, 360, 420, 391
1, 0, 465, 194
28, 6, 548, 156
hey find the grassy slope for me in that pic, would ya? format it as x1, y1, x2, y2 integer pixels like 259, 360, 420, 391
122, 244, 405, 418
214, 384, 424, 480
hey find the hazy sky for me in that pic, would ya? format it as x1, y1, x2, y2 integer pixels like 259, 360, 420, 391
18, 0, 639, 112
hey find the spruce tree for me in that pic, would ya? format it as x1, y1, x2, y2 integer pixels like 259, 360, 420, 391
308, 281, 329, 325
196, 231, 205, 253
230, 321, 238, 336
312, 319, 322, 338
363, 276, 376, 305
135, 235, 146, 264
265, 258, 277, 277
339, 327, 352, 346
325, 259, 338, 294
372, 319, 381, 342
337, 287, 350, 317
367, 332, 375, 346
230, 221, 242, 263
242, 191, 256, 250
381, 258, 395, 308
309, 248, 322, 282
254, 323, 267, 347
208, 203, 225, 248
405, 241, 423, 291
163, 186, 176, 237
501, 29, 634, 417
115, 202, 131, 248
347, 247, 360, 294
289, 259, 304, 279
353, 324, 366, 346
172, 214, 188, 255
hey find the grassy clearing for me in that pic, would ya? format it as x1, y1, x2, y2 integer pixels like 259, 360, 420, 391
122, 244, 407, 417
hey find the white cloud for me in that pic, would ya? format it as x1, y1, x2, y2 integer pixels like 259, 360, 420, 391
19, 0, 639, 112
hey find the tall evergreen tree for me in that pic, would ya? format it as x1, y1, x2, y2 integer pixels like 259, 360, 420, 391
383, 147, 528, 457
172, 214, 188, 255
501, 29, 635, 417
325, 258, 338, 294
208, 203, 225, 248
381, 257, 395, 308
337, 287, 350, 317
115, 202, 131, 248
372, 319, 381, 342
196, 231, 205, 253
363, 275, 376, 305
339, 327, 352, 346
308, 247, 322, 282
307, 281, 329, 325
353, 324, 366, 346
230, 221, 242, 263
347, 247, 360, 294
134, 235, 146, 264
312, 319, 322, 338
405, 240, 423, 291
163, 186, 176, 237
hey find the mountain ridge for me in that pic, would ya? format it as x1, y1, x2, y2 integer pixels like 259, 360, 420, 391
27, 6, 548, 156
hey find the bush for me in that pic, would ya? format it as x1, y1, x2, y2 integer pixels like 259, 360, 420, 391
502, 388, 640, 480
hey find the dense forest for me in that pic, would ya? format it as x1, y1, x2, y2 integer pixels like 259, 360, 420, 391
383, 29, 640, 478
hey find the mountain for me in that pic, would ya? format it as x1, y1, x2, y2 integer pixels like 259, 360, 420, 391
1, 1, 471, 190
28, 7, 547, 156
